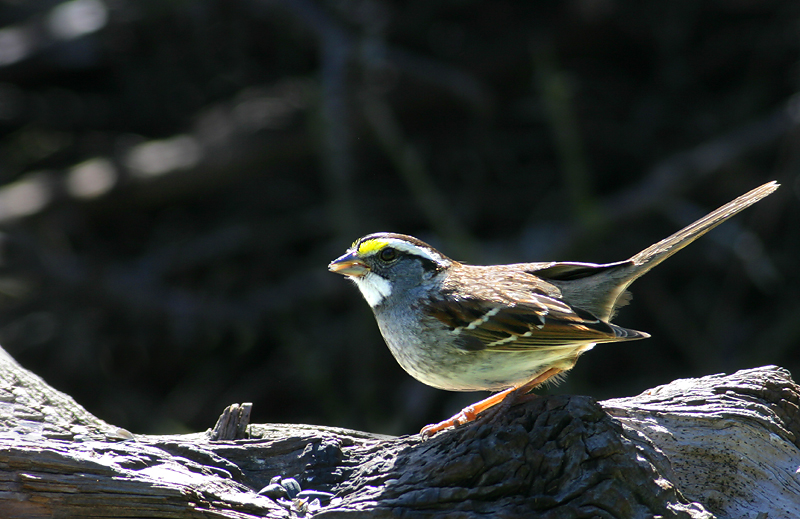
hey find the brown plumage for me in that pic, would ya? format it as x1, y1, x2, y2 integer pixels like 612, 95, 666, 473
329, 181, 779, 437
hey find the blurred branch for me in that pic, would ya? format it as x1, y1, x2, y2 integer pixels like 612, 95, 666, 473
361, 92, 475, 257
260, 0, 491, 113
274, 0, 359, 236
522, 97, 795, 268
261, 0, 491, 243
12, 223, 338, 332
318, 33, 359, 237
0, 79, 313, 225
603, 97, 799, 222
0, 0, 109, 70
532, 41, 597, 226
376, 45, 493, 115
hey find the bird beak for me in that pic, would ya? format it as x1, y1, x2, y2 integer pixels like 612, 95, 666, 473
328, 251, 369, 277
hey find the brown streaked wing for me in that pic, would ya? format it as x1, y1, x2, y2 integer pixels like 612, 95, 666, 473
423, 293, 641, 353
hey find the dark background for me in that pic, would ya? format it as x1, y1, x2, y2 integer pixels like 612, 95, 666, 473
0, 0, 797, 436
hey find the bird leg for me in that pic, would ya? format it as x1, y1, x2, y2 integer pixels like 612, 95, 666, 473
419, 367, 563, 438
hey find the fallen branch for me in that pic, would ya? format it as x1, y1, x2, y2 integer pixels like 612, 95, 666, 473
0, 344, 797, 518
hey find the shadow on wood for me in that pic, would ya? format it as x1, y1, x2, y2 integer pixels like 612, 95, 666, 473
1, 344, 798, 518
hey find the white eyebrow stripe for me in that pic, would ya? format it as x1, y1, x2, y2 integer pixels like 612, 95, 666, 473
379, 238, 448, 265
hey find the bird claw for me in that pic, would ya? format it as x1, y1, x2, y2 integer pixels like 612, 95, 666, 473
419, 405, 478, 438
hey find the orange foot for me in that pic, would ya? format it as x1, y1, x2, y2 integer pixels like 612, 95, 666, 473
419, 367, 562, 438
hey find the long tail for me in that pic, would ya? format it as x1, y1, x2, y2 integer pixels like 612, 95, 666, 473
627, 181, 778, 271
591, 180, 780, 319
543, 181, 779, 321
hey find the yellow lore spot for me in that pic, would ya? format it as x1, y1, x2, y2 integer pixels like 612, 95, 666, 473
357, 239, 388, 256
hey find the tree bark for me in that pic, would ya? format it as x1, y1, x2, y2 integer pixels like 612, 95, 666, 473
0, 344, 797, 518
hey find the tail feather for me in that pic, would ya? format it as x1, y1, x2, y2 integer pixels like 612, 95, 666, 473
628, 181, 778, 271
542, 181, 779, 321
610, 323, 650, 341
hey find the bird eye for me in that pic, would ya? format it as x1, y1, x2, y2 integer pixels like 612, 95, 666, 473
379, 247, 398, 262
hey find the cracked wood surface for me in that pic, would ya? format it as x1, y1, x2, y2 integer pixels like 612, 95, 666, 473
1, 344, 798, 518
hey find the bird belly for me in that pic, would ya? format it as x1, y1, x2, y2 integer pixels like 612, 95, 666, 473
400, 348, 586, 392
379, 320, 589, 391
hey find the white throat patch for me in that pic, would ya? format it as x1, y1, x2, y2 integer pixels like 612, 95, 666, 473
352, 272, 393, 307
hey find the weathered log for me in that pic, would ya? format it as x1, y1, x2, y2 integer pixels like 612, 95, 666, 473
0, 344, 798, 518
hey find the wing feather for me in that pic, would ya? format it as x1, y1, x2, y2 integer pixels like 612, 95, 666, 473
423, 268, 648, 352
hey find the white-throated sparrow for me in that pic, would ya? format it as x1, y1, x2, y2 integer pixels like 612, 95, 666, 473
329, 181, 778, 437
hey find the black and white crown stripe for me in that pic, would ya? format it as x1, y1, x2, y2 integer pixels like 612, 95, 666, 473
355, 234, 451, 267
